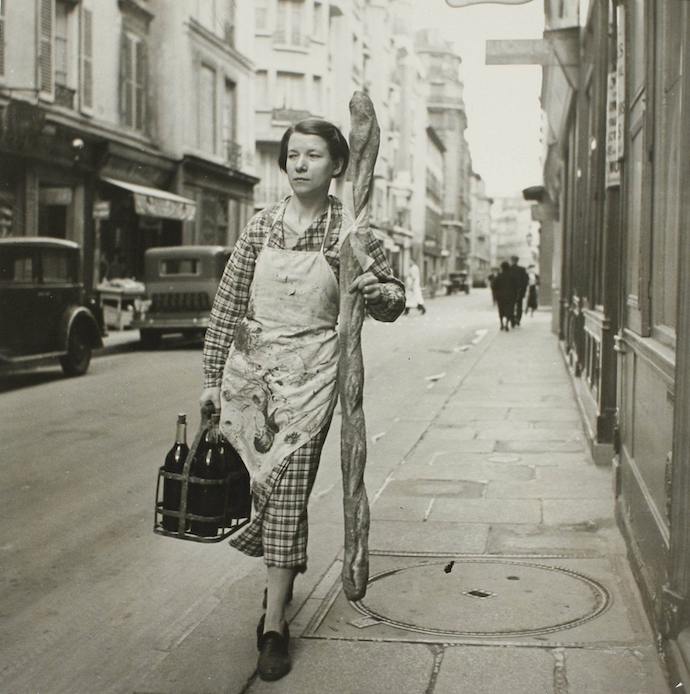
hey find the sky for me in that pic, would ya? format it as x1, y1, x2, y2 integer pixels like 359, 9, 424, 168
409, 0, 545, 198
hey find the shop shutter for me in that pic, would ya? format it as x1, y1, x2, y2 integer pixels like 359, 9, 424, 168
81, 7, 93, 110
38, 0, 54, 96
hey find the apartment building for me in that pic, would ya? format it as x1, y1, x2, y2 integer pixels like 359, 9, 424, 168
0, 0, 257, 288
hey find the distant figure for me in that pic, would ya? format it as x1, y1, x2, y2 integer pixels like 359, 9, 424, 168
492, 261, 518, 331
404, 261, 426, 315
509, 255, 529, 327
526, 264, 539, 316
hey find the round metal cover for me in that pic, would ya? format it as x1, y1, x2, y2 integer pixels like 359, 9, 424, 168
353, 558, 611, 637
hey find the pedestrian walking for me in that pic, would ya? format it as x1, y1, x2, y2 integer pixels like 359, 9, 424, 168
199, 118, 405, 682
493, 261, 518, 331
404, 260, 426, 315
509, 255, 529, 326
526, 264, 539, 315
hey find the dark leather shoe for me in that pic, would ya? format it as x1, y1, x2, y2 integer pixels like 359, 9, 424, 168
257, 622, 291, 681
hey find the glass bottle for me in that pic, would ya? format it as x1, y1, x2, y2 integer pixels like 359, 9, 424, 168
223, 439, 252, 520
189, 413, 227, 537
162, 413, 188, 532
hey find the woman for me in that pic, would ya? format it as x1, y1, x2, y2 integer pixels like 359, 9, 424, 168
200, 119, 405, 681
492, 260, 518, 331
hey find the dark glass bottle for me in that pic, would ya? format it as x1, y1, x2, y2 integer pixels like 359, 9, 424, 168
222, 439, 252, 520
162, 413, 189, 532
189, 414, 227, 537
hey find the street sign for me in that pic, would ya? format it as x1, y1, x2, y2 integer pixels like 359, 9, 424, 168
93, 201, 110, 220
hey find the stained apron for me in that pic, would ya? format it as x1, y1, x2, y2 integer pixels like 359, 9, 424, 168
220, 201, 339, 495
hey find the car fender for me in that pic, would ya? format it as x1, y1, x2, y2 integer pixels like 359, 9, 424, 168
59, 306, 103, 351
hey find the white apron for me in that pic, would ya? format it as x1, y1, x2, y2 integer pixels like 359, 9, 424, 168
220, 202, 339, 492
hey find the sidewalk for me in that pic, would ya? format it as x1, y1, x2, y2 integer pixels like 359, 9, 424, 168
133, 308, 671, 694
245, 310, 670, 694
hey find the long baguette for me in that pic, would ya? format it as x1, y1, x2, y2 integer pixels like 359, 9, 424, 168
339, 91, 380, 601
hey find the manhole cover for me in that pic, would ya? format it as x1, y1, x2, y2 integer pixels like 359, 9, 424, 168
352, 558, 611, 637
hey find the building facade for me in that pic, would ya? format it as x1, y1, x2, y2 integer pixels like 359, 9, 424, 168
536, 0, 690, 687
0, 0, 258, 290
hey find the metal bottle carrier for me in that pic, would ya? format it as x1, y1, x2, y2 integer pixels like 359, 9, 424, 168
154, 405, 251, 543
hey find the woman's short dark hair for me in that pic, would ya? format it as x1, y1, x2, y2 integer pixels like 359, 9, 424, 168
278, 119, 349, 178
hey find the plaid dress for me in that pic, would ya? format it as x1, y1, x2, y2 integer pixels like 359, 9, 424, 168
203, 196, 405, 569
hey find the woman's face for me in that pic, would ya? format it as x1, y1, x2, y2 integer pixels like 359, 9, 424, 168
285, 132, 342, 197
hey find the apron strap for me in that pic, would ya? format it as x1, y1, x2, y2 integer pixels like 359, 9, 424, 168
319, 200, 333, 253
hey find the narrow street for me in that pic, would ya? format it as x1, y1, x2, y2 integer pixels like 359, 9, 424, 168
1, 289, 497, 694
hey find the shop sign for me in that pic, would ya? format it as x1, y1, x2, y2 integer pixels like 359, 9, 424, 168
133, 193, 197, 222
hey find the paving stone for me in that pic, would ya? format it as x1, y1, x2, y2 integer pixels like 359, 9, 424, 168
430, 498, 542, 524
564, 645, 670, 694
434, 645, 556, 694
369, 520, 490, 554
248, 641, 434, 694
487, 522, 624, 555
477, 427, 584, 441
494, 439, 587, 453
392, 461, 535, 482
508, 407, 582, 421
485, 478, 613, 500
543, 498, 616, 525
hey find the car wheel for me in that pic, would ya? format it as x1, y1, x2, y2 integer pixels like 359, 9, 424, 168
140, 329, 162, 349
60, 326, 93, 376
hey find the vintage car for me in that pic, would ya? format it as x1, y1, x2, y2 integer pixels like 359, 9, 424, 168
445, 271, 471, 295
131, 245, 231, 349
0, 237, 103, 376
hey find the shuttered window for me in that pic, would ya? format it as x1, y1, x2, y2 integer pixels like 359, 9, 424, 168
38, 0, 55, 96
81, 7, 93, 110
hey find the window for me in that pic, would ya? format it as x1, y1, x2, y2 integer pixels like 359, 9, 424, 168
120, 30, 148, 131
195, 0, 235, 45
276, 71, 305, 110
160, 258, 199, 276
42, 250, 72, 283
199, 64, 217, 153
255, 0, 269, 31
276, 0, 306, 47
54, 1, 68, 87
313, 2, 324, 42
223, 79, 239, 167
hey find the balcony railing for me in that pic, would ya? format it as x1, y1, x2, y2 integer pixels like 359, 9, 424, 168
272, 108, 310, 123
224, 140, 242, 169
55, 84, 76, 109
273, 30, 311, 48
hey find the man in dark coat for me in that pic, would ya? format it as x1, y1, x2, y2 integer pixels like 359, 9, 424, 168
509, 255, 529, 327
492, 261, 518, 331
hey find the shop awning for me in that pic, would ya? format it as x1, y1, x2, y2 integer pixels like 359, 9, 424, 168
102, 177, 197, 222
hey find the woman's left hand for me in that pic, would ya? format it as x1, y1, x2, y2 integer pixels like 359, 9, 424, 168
349, 271, 382, 303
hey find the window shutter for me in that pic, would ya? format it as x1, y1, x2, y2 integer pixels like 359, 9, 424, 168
119, 31, 133, 126
135, 38, 147, 131
39, 0, 54, 96
81, 7, 93, 110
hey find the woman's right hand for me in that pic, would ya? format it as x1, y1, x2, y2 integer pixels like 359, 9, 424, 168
199, 386, 221, 413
